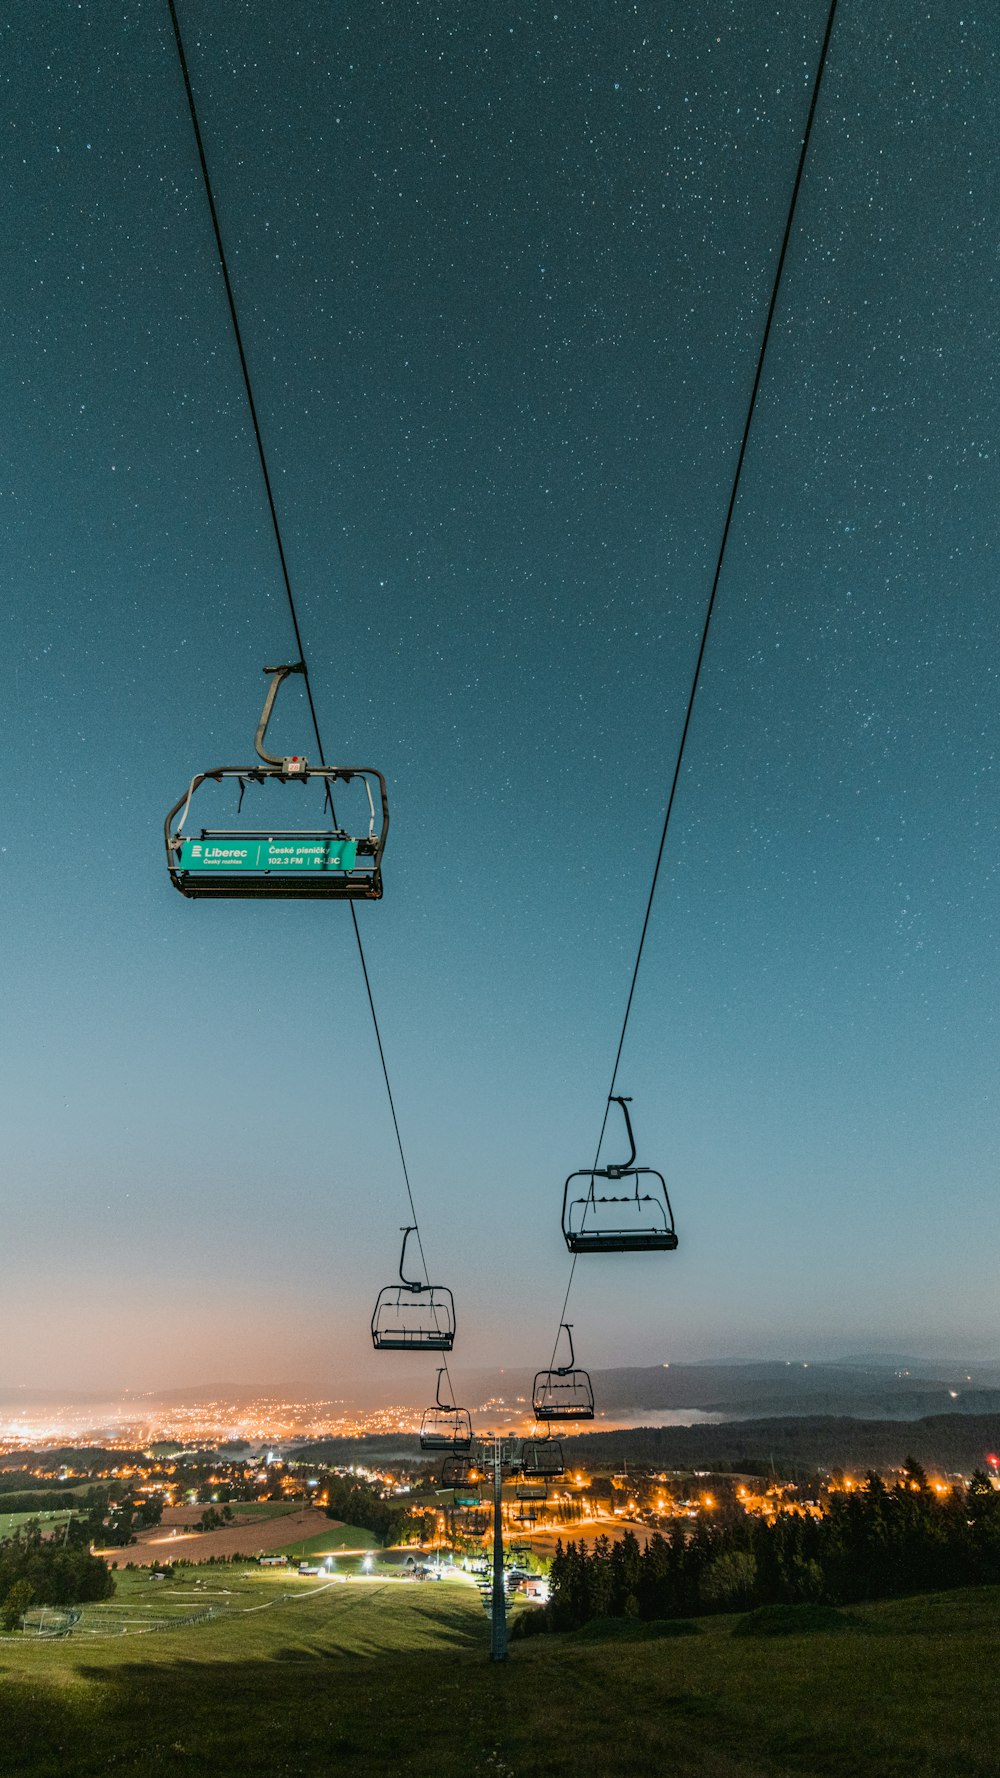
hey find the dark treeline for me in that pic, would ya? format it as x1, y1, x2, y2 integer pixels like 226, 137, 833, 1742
542, 1463, 1000, 1631
0, 1526, 115, 1619
323, 1474, 407, 1546
560, 1413, 1000, 1475
0, 1489, 108, 1515
293, 1439, 421, 1464
291, 1412, 1000, 1476
0, 1450, 148, 1476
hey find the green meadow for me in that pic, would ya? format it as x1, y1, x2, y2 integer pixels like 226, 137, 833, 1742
219, 1501, 304, 1520
279, 1523, 381, 1560
0, 1575, 997, 1776
0, 1511, 73, 1542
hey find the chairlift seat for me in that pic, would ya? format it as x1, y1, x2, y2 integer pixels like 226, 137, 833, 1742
561, 1097, 677, 1253
520, 1438, 566, 1478
372, 1228, 456, 1351
371, 1286, 455, 1351
515, 1481, 548, 1502
441, 1455, 477, 1489
420, 1408, 473, 1453
165, 667, 388, 901
167, 780, 386, 900
532, 1325, 595, 1421
532, 1369, 595, 1422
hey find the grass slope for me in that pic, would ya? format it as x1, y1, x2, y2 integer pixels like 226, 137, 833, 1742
279, 1524, 379, 1559
0, 1511, 72, 1542
0, 1582, 997, 1776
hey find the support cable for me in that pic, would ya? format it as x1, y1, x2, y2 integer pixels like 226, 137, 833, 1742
167, 0, 452, 1392
548, 0, 841, 1363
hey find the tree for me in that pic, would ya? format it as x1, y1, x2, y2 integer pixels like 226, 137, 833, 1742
2, 1579, 34, 1631
700, 1549, 758, 1611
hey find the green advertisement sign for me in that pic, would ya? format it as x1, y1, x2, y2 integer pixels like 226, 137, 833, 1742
179, 838, 358, 873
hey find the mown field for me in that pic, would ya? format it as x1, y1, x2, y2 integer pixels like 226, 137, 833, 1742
0, 1510, 73, 1542
105, 1504, 347, 1566
0, 1575, 998, 1777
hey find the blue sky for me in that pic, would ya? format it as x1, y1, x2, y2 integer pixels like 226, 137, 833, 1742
2, 0, 999, 1395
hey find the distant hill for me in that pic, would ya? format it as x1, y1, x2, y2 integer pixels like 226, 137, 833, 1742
468, 1359, 1000, 1422
557, 1412, 1000, 1475
292, 1411, 1000, 1476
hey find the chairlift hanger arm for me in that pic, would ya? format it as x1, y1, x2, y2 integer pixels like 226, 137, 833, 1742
557, 1323, 576, 1376
605, 1096, 637, 1179
255, 662, 306, 766
435, 1367, 456, 1412
398, 1225, 422, 1291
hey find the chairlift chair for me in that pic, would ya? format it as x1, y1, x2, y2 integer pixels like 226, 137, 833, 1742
420, 1370, 472, 1452
562, 1096, 678, 1253
520, 1438, 566, 1479
165, 664, 389, 899
532, 1324, 595, 1422
452, 1487, 482, 1509
371, 1228, 456, 1351
515, 1480, 548, 1503
441, 1455, 479, 1489
514, 1504, 539, 1524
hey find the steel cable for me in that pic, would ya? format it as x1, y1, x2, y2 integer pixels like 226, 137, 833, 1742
166, 0, 454, 1398
547, 0, 841, 1369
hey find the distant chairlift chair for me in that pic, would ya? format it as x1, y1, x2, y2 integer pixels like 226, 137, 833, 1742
532, 1324, 595, 1422
420, 1370, 473, 1452
561, 1096, 678, 1253
371, 1227, 456, 1351
441, 1455, 479, 1489
520, 1437, 566, 1479
515, 1480, 548, 1503
165, 663, 389, 899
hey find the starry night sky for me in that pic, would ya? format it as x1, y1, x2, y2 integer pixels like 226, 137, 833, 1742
2, 1, 999, 1395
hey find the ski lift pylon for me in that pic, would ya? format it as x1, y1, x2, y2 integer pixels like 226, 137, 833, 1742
532, 1324, 595, 1421
371, 1227, 456, 1351
165, 664, 389, 899
562, 1096, 678, 1253
420, 1369, 473, 1451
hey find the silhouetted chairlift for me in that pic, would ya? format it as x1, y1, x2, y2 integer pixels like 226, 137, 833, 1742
452, 1486, 482, 1509
165, 663, 389, 899
532, 1324, 595, 1421
371, 1227, 456, 1351
441, 1455, 479, 1489
561, 1096, 678, 1253
420, 1370, 472, 1452
515, 1479, 548, 1503
520, 1437, 566, 1479
514, 1503, 539, 1523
